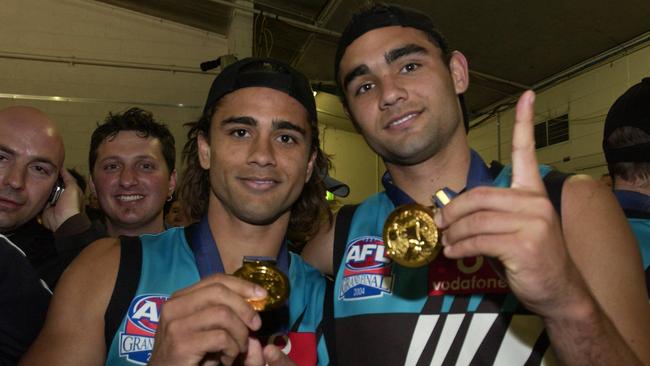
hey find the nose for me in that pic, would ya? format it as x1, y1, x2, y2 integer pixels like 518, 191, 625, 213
118, 166, 138, 188
247, 136, 276, 168
379, 75, 407, 110
2, 163, 26, 191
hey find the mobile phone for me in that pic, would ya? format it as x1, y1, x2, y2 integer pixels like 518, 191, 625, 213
48, 176, 65, 205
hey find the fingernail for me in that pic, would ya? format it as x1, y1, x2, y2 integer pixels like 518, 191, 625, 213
253, 285, 267, 299
250, 313, 262, 329
528, 90, 535, 104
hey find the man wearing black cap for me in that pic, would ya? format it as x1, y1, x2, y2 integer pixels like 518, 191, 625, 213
603, 77, 650, 297
23, 58, 331, 366
303, 3, 649, 365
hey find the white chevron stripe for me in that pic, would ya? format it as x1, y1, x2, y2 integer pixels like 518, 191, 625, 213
493, 314, 547, 365
455, 313, 499, 366
430, 314, 465, 366
405, 315, 439, 366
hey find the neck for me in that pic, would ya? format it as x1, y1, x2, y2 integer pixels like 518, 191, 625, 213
385, 133, 471, 205
207, 200, 289, 274
105, 216, 165, 238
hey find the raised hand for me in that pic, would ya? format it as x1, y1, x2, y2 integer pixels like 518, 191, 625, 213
435, 90, 588, 318
148, 273, 267, 366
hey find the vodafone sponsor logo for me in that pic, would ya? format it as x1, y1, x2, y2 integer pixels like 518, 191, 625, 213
428, 256, 510, 295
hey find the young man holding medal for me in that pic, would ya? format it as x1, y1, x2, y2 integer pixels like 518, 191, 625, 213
22, 58, 331, 366
302, 4, 650, 365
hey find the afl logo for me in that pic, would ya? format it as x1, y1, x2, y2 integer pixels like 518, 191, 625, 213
344, 236, 390, 271
127, 294, 168, 334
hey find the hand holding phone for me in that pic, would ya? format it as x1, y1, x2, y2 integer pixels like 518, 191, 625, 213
41, 169, 82, 232
48, 176, 65, 206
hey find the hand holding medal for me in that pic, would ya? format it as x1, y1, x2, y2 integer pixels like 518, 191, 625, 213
383, 190, 451, 268
234, 257, 290, 311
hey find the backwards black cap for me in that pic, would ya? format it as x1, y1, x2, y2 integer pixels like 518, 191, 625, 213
333, 4, 469, 132
203, 57, 317, 122
603, 77, 650, 163
334, 4, 446, 85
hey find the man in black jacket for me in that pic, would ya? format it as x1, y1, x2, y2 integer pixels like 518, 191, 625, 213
0, 106, 100, 364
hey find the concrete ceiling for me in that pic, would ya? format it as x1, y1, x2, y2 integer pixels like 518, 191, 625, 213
97, 0, 650, 122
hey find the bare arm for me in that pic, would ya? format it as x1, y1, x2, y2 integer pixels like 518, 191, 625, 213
301, 214, 336, 276
20, 238, 120, 366
438, 91, 645, 365
559, 175, 650, 364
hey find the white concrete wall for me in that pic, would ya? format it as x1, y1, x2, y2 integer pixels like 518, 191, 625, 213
468, 42, 650, 178
0, 0, 228, 177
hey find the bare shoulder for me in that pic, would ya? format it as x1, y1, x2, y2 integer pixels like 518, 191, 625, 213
561, 174, 621, 212
68, 236, 121, 288
560, 174, 635, 242
20, 238, 122, 366
302, 214, 336, 276
559, 173, 638, 271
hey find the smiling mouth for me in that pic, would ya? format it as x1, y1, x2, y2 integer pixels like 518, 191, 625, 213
240, 177, 279, 189
116, 194, 144, 202
386, 111, 420, 129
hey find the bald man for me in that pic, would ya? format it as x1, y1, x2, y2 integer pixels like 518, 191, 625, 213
0, 106, 97, 287
0, 106, 103, 363
0, 106, 62, 363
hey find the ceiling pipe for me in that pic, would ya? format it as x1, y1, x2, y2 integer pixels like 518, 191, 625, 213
473, 29, 650, 119
207, 0, 341, 38
0, 51, 209, 75
291, 0, 344, 67
470, 70, 531, 90
208, 0, 534, 93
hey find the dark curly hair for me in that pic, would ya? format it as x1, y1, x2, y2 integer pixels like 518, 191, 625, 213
89, 107, 176, 174
179, 100, 332, 239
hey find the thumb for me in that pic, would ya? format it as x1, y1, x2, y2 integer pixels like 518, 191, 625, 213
264, 344, 295, 366
510, 90, 544, 192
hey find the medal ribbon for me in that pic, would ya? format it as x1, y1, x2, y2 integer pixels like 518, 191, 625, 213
188, 216, 291, 343
383, 149, 493, 207
382, 149, 509, 295
188, 216, 289, 278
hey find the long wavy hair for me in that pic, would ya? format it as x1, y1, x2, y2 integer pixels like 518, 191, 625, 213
179, 100, 332, 240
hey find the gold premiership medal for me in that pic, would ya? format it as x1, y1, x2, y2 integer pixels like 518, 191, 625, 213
383, 204, 440, 267
233, 257, 290, 311
383, 190, 452, 268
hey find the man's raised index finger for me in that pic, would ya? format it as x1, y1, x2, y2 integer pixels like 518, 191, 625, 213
510, 90, 544, 192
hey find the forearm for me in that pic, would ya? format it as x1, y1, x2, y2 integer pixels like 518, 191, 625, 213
544, 293, 642, 366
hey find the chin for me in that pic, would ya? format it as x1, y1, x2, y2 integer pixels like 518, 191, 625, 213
236, 206, 287, 226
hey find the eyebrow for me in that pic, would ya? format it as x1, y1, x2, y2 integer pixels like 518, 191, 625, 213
342, 43, 429, 92
98, 155, 158, 162
0, 145, 15, 156
343, 64, 370, 93
0, 144, 57, 168
385, 43, 428, 64
222, 116, 307, 136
